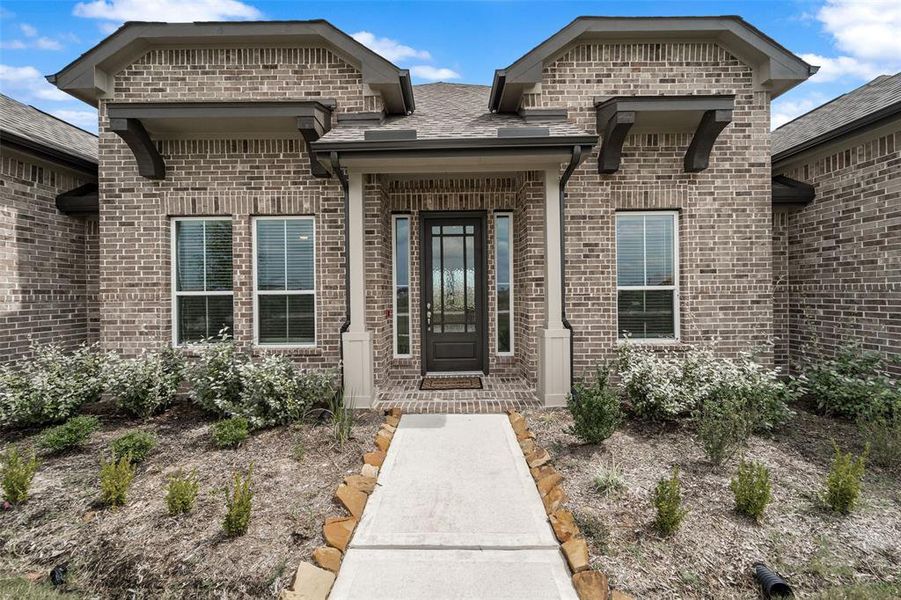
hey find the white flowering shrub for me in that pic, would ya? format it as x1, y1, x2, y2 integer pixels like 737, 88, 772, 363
616, 342, 793, 429
0, 343, 108, 428
106, 347, 185, 418
187, 332, 246, 416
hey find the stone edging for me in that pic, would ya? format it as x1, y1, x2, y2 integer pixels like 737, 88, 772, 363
508, 410, 633, 600
279, 409, 401, 600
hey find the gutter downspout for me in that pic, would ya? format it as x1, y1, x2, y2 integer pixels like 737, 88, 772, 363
559, 145, 582, 391
330, 152, 351, 363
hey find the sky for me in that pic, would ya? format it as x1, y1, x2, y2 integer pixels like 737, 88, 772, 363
1, 0, 899, 134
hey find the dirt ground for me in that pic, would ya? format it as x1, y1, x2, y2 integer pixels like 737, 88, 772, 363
524, 408, 901, 599
0, 404, 381, 599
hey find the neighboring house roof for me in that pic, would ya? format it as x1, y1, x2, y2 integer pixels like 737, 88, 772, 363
316, 83, 593, 145
46, 20, 414, 115
772, 73, 901, 162
490, 16, 817, 113
0, 93, 98, 170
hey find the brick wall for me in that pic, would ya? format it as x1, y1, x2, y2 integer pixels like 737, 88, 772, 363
774, 127, 900, 374
0, 149, 98, 362
532, 41, 774, 376
98, 46, 366, 361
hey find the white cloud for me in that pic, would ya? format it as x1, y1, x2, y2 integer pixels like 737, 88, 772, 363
19, 23, 37, 37
799, 53, 886, 84
73, 0, 262, 28
817, 0, 901, 62
0, 40, 27, 50
0, 64, 71, 101
771, 92, 830, 129
409, 65, 461, 81
51, 109, 99, 132
351, 31, 431, 63
2, 25, 65, 51
35, 37, 63, 51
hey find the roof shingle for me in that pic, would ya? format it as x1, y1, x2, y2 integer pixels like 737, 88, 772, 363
0, 93, 97, 163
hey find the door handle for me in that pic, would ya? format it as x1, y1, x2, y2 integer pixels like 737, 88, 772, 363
426, 302, 432, 329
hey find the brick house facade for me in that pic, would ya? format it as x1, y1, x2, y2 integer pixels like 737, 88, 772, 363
20, 17, 832, 405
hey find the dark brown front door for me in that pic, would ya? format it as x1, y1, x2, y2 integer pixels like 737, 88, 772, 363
421, 213, 487, 373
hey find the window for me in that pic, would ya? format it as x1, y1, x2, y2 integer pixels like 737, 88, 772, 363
392, 215, 411, 357
253, 217, 316, 346
172, 218, 234, 344
495, 213, 513, 354
615, 211, 679, 340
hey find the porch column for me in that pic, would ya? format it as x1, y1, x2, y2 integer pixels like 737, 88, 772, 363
342, 170, 375, 408
537, 168, 572, 407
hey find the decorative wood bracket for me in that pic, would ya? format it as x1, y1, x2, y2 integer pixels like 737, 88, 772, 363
297, 106, 333, 179
108, 117, 165, 180
56, 182, 99, 215
597, 111, 635, 174
684, 109, 733, 172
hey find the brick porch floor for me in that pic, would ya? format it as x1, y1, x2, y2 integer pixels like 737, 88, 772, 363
373, 375, 541, 413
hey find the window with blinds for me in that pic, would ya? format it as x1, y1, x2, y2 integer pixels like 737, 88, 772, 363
495, 213, 514, 354
254, 217, 316, 346
393, 215, 411, 357
615, 212, 679, 340
172, 218, 234, 344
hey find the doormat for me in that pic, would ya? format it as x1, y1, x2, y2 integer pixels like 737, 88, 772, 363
419, 376, 483, 391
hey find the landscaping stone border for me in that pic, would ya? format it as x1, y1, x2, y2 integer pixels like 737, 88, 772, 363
508, 410, 633, 600
279, 409, 401, 600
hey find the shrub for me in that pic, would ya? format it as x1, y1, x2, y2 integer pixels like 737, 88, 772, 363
110, 431, 156, 464
188, 331, 245, 416
653, 467, 688, 536
1, 446, 39, 504
567, 367, 622, 443
212, 417, 249, 449
696, 390, 754, 466
223, 465, 253, 536
800, 345, 900, 420
593, 460, 625, 496
106, 347, 184, 418
617, 343, 793, 429
730, 460, 772, 520
37, 416, 100, 454
858, 413, 901, 471
824, 443, 867, 514
165, 469, 199, 515
99, 455, 135, 507
327, 386, 354, 446
0, 343, 107, 428
233, 356, 307, 429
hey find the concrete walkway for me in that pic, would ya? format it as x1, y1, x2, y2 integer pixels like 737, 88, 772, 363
329, 414, 578, 600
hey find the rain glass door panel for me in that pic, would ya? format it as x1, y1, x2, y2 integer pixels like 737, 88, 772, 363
422, 215, 485, 373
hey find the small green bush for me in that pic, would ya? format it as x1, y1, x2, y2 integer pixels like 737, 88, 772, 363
165, 469, 199, 515
110, 431, 156, 464
567, 367, 622, 444
0, 342, 108, 428
653, 467, 688, 536
187, 332, 245, 416
99, 455, 135, 507
223, 465, 253, 536
1, 446, 39, 504
730, 460, 772, 520
696, 391, 754, 466
858, 413, 900, 471
800, 345, 900, 420
212, 416, 249, 448
824, 443, 867, 514
106, 347, 184, 418
37, 416, 100, 454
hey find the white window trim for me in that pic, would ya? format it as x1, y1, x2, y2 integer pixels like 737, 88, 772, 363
495, 212, 514, 356
170, 216, 235, 347
252, 215, 317, 348
614, 210, 680, 344
392, 214, 412, 358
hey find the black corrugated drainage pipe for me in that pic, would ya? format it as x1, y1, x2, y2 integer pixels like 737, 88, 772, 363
754, 562, 793, 598
330, 151, 351, 362
559, 145, 582, 391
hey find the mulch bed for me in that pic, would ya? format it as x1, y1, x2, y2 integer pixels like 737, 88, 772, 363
0, 403, 381, 599
523, 407, 901, 599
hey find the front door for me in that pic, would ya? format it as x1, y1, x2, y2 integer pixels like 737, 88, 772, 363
421, 213, 487, 373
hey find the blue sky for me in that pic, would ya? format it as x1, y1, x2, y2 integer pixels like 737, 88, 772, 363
1, 1, 899, 133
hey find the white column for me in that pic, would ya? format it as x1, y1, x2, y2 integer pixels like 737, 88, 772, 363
537, 168, 572, 407
342, 170, 375, 408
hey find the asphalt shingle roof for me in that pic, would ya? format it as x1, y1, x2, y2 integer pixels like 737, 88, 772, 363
319, 82, 592, 143
772, 73, 901, 157
0, 93, 97, 163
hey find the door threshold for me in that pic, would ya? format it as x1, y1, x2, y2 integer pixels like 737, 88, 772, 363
424, 371, 486, 377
